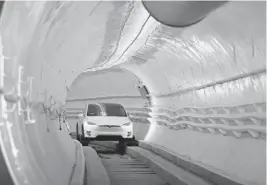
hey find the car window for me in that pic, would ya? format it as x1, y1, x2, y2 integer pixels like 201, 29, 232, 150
105, 104, 127, 117
87, 104, 102, 116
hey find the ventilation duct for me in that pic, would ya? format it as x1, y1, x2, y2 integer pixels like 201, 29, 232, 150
142, 1, 228, 27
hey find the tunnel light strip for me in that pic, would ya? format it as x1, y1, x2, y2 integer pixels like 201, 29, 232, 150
148, 112, 266, 120
125, 101, 266, 139
151, 104, 265, 117
128, 104, 266, 125
158, 119, 265, 134
152, 68, 266, 98
66, 95, 143, 102
149, 115, 266, 128
129, 102, 265, 116
147, 117, 265, 139
66, 104, 266, 123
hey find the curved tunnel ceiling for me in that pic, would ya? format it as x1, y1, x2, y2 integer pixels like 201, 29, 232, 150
1, 1, 265, 105
66, 67, 146, 109
121, 1, 266, 94
70, 1, 266, 108
68, 68, 141, 99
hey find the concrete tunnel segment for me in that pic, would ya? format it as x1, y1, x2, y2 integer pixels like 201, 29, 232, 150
0, 1, 265, 185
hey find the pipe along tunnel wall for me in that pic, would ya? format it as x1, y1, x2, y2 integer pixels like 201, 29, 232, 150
0, 1, 266, 185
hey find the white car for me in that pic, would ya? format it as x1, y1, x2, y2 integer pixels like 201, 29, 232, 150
76, 103, 135, 146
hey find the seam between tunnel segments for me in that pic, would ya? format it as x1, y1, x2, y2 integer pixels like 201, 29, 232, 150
89, 1, 103, 17
84, 14, 151, 72
151, 68, 266, 98
91, 1, 135, 69
113, 14, 151, 65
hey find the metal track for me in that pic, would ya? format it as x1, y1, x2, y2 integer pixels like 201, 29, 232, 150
90, 143, 169, 185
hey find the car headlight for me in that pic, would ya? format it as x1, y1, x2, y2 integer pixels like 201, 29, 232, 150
122, 122, 132, 126
86, 121, 97, 125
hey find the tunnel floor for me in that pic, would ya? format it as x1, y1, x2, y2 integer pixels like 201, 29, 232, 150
89, 144, 169, 185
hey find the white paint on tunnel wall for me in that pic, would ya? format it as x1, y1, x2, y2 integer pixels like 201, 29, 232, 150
146, 124, 266, 185
0, 1, 265, 185
119, 2, 265, 106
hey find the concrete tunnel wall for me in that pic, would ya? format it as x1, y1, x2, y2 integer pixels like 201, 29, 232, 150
0, 1, 265, 185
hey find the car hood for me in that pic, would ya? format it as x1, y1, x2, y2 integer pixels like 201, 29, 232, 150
84, 116, 131, 126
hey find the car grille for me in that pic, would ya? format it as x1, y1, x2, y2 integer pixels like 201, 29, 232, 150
99, 125, 120, 127
96, 126, 122, 132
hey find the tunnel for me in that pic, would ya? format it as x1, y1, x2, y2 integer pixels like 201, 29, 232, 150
65, 68, 151, 140
0, 1, 266, 185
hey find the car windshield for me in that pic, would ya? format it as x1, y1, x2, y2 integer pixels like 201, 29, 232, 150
104, 104, 127, 117
87, 104, 103, 116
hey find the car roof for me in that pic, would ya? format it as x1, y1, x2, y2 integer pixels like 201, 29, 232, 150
100, 103, 123, 107
86, 103, 123, 108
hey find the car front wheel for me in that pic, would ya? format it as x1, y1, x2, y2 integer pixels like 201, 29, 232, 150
76, 123, 80, 141
81, 125, 89, 146
117, 139, 127, 155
